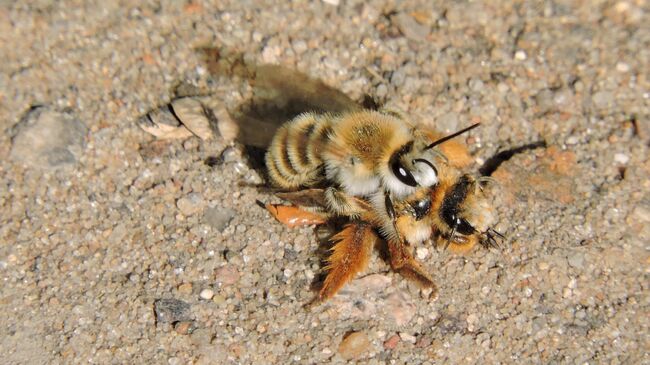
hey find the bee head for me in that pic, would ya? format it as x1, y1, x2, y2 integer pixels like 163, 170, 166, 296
438, 174, 504, 250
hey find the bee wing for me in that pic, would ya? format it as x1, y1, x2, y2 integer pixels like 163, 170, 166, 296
276, 188, 375, 215
317, 223, 377, 302
275, 189, 329, 208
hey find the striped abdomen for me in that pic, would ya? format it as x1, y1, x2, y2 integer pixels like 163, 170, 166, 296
265, 113, 333, 189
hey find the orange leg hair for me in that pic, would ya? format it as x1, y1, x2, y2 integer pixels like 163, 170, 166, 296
318, 223, 377, 301
264, 203, 327, 227
386, 236, 437, 295
264, 198, 438, 300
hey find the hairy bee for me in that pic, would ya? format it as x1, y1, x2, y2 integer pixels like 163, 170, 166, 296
263, 109, 500, 302
265, 109, 479, 220
266, 161, 502, 302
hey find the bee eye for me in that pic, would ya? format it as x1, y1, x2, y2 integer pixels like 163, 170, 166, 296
390, 160, 417, 187
456, 217, 475, 235
411, 198, 431, 220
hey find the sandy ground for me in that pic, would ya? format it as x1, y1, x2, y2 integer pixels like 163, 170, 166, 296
1, 1, 649, 364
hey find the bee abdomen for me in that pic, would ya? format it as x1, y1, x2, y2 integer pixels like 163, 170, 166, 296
265, 113, 331, 189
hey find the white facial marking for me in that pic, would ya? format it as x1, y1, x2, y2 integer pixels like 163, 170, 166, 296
413, 161, 438, 187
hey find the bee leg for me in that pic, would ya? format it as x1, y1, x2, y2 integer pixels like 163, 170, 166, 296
490, 227, 505, 239
260, 201, 328, 228
480, 228, 505, 249
476, 176, 498, 191
324, 187, 364, 218
384, 191, 407, 245
386, 237, 437, 296
443, 225, 457, 251
314, 222, 377, 303
477, 176, 497, 185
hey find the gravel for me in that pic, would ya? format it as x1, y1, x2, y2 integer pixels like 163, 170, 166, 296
9, 107, 87, 169
1, 1, 648, 364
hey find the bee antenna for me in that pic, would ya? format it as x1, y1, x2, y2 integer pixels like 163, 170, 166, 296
425, 123, 481, 150
443, 225, 457, 251
489, 227, 505, 239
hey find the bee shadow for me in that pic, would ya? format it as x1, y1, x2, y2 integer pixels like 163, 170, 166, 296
197, 47, 380, 179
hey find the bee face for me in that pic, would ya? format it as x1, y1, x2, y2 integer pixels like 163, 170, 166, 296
387, 172, 497, 252
434, 174, 497, 251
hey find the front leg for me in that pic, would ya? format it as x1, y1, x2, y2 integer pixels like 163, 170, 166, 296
324, 186, 366, 218
386, 237, 437, 296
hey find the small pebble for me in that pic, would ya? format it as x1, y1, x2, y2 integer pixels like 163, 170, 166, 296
567, 252, 585, 269
631, 206, 650, 222
9, 107, 87, 169
391, 12, 429, 41
174, 321, 194, 335
177, 193, 205, 216
384, 334, 400, 349
212, 294, 226, 305
616, 62, 630, 72
154, 299, 191, 324
199, 289, 214, 300
416, 247, 429, 260
178, 282, 193, 294
614, 153, 629, 164
203, 207, 236, 231
514, 50, 527, 60
215, 265, 240, 286
338, 331, 371, 360
386, 292, 416, 326
220, 146, 240, 163
415, 335, 432, 348
398, 332, 416, 344
566, 136, 579, 145
592, 91, 615, 109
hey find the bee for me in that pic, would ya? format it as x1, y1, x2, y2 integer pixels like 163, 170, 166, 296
265, 110, 479, 215
265, 149, 503, 303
